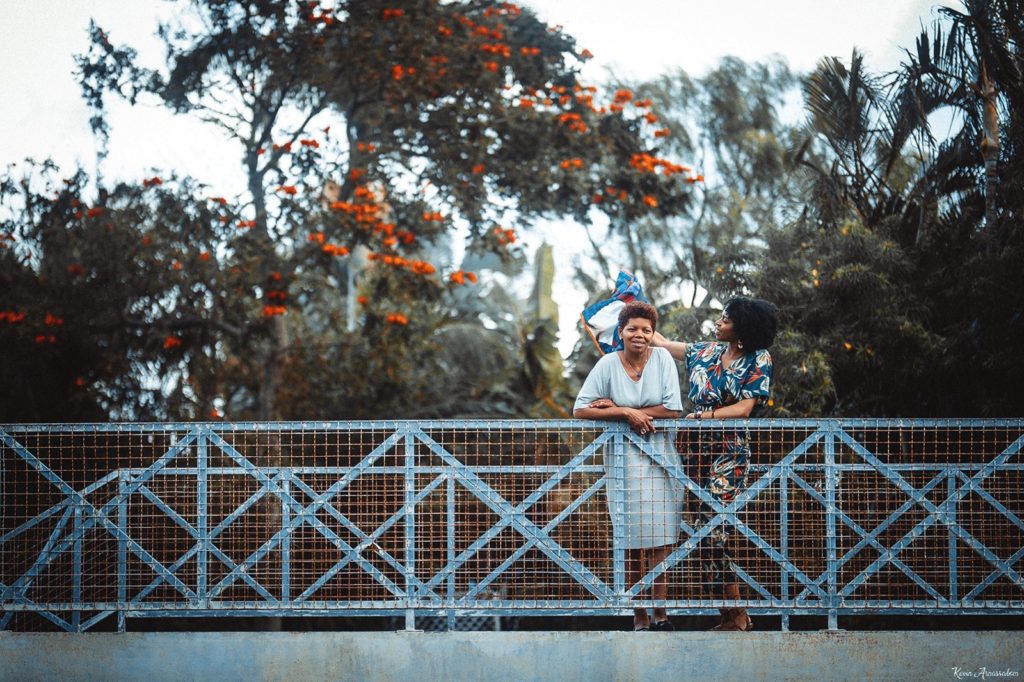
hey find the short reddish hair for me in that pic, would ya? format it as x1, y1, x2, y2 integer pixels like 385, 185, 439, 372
617, 301, 658, 333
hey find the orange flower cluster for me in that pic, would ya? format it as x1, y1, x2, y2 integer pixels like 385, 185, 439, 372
633, 98, 652, 109
493, 226, 517, 245
272, 142, 292, 153
437, 24, 453, 38
391, 65, 408, 81
209, 408, 223, 419
357, 295, 369, 306
67, 264, 86, 276
484, 2, 522, 17
580, 48, 594, 59
0, 311, 27, 323
642, 195, 658, 207
559, 158, 584, 171
471, 163, 485, 174
308, 232, 326, 244
385, 313, 409, 325
686, 174, 705, 184
308, 12, 335, 26
237, 220, 256, 229
629, 153, 689, 176
483, 61, 499, 73
654, 128, 671, 138
604, 186, 629, 201
34, 334, 57, 345
322, 243, 350, 256
644, 112, 658, 124
557, 112, 588, 133
143, 176, 163, 188
276, 185, 299, 195
86, 207, 104, 218
163, 336, 182, 349
367, 252, 436, 275
423, 211, 444, 222
211, 197, 228, 205
199, 251, 211, 261
471, 22, 504, 40
44, 314, 64, 326
171, 260, 183, 271
266, 289, 288, 302
520, 46, 541, 56
356, 142, 378, 152
269, 271, 282, 281
330, 197, 381, 224
613, 89, 633, 104
262, 305, 287, 317
449, 270, 478, 285
480, 43, 511, 58
381, 8, 404, 20
75, 377, 87, 388
300, 138, 320, 148
349, 168, 365, 181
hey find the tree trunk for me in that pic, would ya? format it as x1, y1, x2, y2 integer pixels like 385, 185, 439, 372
979, 61, 1000, 239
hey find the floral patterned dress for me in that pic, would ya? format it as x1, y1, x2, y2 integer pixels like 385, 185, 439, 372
683, 342, 772, 594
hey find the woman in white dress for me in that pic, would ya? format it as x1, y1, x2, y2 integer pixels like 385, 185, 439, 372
574, 301, 683, 631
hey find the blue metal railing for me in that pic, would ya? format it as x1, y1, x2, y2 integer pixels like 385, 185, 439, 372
2, 419, 1022, 632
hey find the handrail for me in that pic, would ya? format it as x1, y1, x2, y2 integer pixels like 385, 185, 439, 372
2, 419, 1022, 632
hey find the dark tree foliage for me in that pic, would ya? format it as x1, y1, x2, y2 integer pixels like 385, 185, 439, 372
1, 0, 692, 422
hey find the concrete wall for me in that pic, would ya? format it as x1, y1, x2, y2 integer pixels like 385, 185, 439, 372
2, 631, 1022, 681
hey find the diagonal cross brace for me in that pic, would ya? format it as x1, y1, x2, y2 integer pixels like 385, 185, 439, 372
788, 470, 948, 602
625, 428, 829, 600
202, 428, 419, 601
412, 428, 615, 601
833, 429, 1024, 599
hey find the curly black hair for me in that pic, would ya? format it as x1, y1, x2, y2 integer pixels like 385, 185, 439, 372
617, 301, 658, 333
724, 296, 778, 351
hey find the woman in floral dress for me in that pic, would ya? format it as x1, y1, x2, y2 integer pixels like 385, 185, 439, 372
653, 296, 777, 631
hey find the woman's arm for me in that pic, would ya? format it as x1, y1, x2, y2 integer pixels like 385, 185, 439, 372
640, 404, 681, 419
651, 331, 688, 362
684, 398, 757, 420
574, 404, 657, 434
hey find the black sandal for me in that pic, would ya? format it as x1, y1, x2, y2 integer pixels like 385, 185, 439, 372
651, 619, 675, 631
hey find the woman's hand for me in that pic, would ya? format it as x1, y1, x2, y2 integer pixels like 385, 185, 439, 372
623, 407, 656, 435
588, 398, 618, 409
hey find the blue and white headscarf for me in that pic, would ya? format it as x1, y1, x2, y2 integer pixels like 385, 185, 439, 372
580, 271, 647, 354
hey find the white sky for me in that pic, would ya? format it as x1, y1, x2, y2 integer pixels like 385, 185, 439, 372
1, 0, 946, 355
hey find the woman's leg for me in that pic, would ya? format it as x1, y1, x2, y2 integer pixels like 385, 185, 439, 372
707, 439, 751, 630
627, 548, 650, 629
649, 545, 672, 623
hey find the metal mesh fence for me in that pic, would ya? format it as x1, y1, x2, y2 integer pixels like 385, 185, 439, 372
2, 420, 1022, 632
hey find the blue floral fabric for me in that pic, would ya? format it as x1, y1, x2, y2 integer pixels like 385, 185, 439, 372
681, 342, 773, 595
684, 342, 772, 410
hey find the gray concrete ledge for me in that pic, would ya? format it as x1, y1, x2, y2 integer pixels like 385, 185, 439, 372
2, 630, 1022, 681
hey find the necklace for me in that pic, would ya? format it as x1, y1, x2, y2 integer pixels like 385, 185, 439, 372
623, 349, 650, 379
721, 345, 744, 369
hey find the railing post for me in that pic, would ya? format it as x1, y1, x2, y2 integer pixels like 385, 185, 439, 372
446, 474, 456, 632
0, 435, 7, 631
824, 424, 840, 631
196, 432, 208, 609
72, 498, 82, 632
610, 427, 626, 604
281, 469, 291, 608
948, 469, 958, 605
404, 428, 417, 631
117, 471, 128, 632
780, 465, 790, 632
